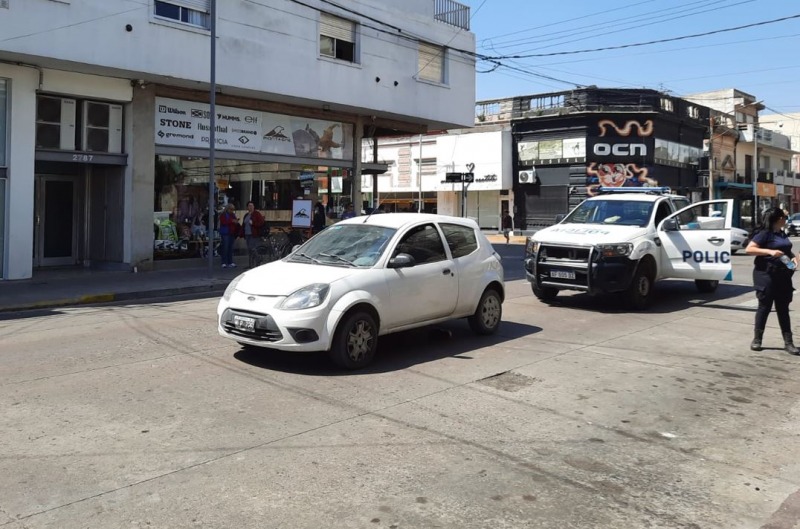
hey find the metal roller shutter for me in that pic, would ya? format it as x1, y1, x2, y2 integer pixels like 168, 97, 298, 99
164, 0, 210, 13
418, 42, 444, 82
320, 12, 355, 43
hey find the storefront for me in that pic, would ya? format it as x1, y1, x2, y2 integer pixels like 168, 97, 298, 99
152, 96, 357, 260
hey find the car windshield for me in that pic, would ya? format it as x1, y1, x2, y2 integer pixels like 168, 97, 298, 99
287, 224, 396, 268
563, 199, 654, 227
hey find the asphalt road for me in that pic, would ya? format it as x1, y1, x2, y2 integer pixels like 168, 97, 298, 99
1, 248, 799, 528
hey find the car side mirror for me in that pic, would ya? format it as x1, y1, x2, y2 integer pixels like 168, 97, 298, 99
292, 244, 302, 253
554, 214, 566, 223
662, 218, 679, 232
388, 253, 415, 269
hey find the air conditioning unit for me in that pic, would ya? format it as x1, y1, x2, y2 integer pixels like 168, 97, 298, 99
35, 96, 76, 150
518, 170, 535, 184
82, 101, 123, 153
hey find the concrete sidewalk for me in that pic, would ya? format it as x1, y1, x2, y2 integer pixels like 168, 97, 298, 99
0, 259, 245, 314
0, 238, 526, 314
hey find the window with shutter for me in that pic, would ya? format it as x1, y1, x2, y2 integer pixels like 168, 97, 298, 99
319, 13, 356, 63
154, 0, 210, 29
418, 42, 445, 84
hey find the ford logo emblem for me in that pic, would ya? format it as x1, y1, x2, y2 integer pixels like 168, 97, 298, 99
247, 296, 256, 301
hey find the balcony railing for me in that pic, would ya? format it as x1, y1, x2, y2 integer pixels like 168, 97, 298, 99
434, 0, 470, 30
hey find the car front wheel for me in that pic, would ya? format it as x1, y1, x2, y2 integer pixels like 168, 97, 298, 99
626, 264, 654, 310
532, 284, 558, 302
329, 311, 378, 369
468, 288, 502, 335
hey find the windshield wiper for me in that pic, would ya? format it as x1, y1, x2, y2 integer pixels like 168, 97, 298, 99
318, 252, 355, 266
292, 252, 324, 264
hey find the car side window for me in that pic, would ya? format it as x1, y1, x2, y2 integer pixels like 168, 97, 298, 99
440, 223, 478, 259
392, 223, 448, 264
654, 202, 672, 226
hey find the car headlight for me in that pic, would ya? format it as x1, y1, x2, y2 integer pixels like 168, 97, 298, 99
595, 243, 633, 258
279, 283, 330, 310
525, 239, 540, 256
223, 273, 245, 301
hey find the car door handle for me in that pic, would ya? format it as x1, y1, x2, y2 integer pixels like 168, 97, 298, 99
707, 237, 724, 244
443, 268, 451, 275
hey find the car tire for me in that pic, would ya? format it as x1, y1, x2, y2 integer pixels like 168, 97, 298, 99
695, 279, 719, 293
329, 311, 378, 370
468, 288, 503, 335
626, 263, 654, 310
532, 284, 558, 302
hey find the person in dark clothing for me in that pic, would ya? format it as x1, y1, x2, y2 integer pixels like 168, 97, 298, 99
745, 207, 799, 354
219, 203, 240, 268
501, 211, 513, 244
312, 202, 326, 234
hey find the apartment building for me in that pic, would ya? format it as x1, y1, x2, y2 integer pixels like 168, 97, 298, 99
0, 0, 475, 279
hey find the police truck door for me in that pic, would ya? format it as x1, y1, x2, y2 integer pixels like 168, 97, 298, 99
656, 199, 734, 281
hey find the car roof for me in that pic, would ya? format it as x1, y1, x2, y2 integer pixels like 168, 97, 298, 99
336, 213, 477, 229
587, 193, 682, 202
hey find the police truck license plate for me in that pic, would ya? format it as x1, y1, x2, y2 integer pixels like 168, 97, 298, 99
550, 270, 575, 280
233, 315, 256, 332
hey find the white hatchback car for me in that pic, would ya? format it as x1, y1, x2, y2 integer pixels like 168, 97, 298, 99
218, 213, 505, 369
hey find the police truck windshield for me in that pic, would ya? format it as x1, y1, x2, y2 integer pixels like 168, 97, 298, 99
563, 200, 654, 228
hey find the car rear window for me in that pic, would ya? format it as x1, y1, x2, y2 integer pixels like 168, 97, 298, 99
440, 223, 478, 259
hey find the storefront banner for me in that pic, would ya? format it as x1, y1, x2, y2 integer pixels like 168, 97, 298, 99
562, 138, 586, 158
517, 141, 538, 163
155, 97, 353, 160
538, 140, 563, 160
757, 182, 777, 198
155, 98, 261, 152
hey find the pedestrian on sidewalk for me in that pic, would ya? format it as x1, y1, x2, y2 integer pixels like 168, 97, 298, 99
502, 211, 513, 244
243, 201, 266, 268
745, 206, 799, 354
219, 203, 240, 269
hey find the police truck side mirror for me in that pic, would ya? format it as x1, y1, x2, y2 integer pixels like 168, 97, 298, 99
554, 214, 566, 223
662, 218, 679, 232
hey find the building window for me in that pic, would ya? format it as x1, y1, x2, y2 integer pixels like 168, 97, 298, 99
418, 41, 446, 84
687, 105, 699, 119
761, 155, 770, 169
660, 98, 673, 112
319, 13, 356, 62
154, 0, 210, 29
36, 95, 76, 150
783, 160, 791, 172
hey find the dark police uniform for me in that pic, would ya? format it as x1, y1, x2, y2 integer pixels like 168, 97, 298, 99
751, 229, 795, 332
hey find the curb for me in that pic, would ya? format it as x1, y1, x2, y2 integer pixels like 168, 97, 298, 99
0, 283, 228, 314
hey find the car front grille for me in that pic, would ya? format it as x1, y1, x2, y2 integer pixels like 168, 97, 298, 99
535, 243, 593, 289
222, 309, 283, 342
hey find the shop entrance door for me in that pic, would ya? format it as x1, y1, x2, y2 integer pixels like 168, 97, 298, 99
34, 175, 78, 267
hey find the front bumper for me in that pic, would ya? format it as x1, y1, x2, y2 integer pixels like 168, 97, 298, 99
217, 291, 334, 352
524, 245, 637, 294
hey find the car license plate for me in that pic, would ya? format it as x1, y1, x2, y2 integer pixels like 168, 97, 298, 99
550, 270, 575, 280
233, 315, 256, 332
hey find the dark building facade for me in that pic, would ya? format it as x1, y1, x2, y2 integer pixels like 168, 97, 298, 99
496, 88, 710, 232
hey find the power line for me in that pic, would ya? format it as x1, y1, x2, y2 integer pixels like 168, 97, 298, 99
482, 13, 800, 59
0, 4, 147, 44
481, 0, 729, 51
415, 0, 489, 78
494, 0, 753, 56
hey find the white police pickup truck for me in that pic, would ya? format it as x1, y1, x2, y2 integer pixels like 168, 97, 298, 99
523, 188, 733, 309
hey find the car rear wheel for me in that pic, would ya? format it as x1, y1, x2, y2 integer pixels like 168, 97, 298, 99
532, 284, 559, 302
695, 279, 719, 293
468, 288, 502, 335
329, 311, 378, 369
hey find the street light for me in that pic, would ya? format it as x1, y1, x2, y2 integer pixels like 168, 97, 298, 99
207, 0, 217, 276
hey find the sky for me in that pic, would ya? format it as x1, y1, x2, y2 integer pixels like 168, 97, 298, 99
461, 0, 800, 115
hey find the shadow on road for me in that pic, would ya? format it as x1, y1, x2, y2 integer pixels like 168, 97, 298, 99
233, 320, 542, 375
535, 280, 754, 315
492, 243, 527, 282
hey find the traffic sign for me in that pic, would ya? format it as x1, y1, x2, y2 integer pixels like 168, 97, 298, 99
445, 172, 462, 183
463, 172, 474, 183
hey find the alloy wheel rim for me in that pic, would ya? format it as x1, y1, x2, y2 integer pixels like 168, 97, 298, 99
638, 276, 650, 296
481, 295, 501, 328
347, 320, 374, 361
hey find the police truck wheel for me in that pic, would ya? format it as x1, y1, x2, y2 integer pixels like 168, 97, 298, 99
626, 265, 653, 310
532, 284, 558, 302
695, 279, 719, 293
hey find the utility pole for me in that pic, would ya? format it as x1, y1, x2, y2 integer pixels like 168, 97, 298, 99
753, 123, 759, 226
207, 0, 217, 276
708, 115, 714, 202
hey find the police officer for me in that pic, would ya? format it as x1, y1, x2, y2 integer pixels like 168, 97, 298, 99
745, 207, 799, 354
